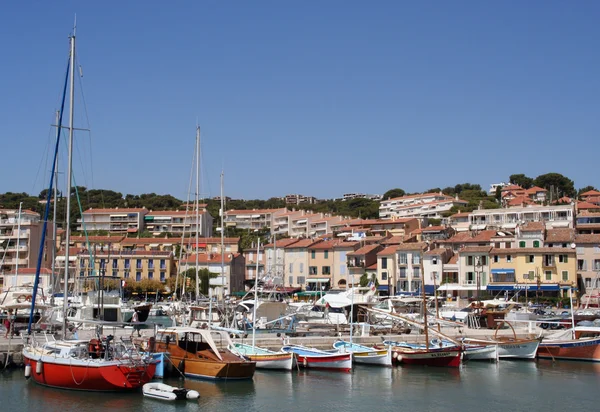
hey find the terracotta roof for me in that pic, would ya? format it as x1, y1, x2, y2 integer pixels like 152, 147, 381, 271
348, 218, 417, 226
584, 196, 600, 204
308, 240, 339, 250
448, 253, 459, 264
442, 232, 473, 243
558, 196, 573, 203
70, 236, 126, 243
545, 229, 575, 244
381, 236, 405, 245
411, 226, 446, 234
577, 201, 600, 210
366, 263, 377, 270
581, 190, 600, 197
332, 241, 359, 249
395, 242, 428, 251
525, 186, 547, 194
57, 247, 82, 256
147, 210, 205, 216
491, 247, 576, 254
576, 234, 600, 244
520, 222, 545, 232
450, 212, 471, 218
462, 230, 497, 243
459, 246, 493, 253
384, 192, 450, 202
507, 196, 535, 207
180, 253, 238, 265
501, 184, 524, 192
347, 244, 381, 256
284, 239, 317, 248
377, 246, 398, 256
578, 211, 600, 217
83, 208, 147, 213
263, 238, 300, 248
424, 248, 448, 256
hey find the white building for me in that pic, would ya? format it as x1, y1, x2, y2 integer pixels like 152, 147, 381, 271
379, 192, 468, 221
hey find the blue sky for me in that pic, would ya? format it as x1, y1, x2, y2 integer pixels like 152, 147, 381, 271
1, 1, 599, 201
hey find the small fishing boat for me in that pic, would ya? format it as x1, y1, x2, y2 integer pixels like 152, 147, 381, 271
463, 322, 540, 360
143, 382, 199, 401
281, 344, 352, 372
230, 342, 294, 370
392, 345, 462, 367
537, 326, 600, 362
463, 344, 498, 361
333, 340, 392, 366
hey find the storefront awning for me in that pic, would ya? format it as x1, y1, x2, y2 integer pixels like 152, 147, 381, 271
491, 269, 515, 275
487, 284, 560, 292
307, 278, 330, 283
438, 284, 486, 291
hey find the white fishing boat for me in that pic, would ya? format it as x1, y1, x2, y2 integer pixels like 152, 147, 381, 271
333, 340, 392, 366
463, 322, 540, 360
142, 382, 199, 401
230, 342, 294, 370
462, 344, 498, 361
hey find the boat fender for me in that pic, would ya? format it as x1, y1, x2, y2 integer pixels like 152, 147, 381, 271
36, 360, 43, 375
16, 294, 32, 303
396, 355, 403, 363
178, 359, 186, 373
392, 351, 398, 359
24, 364, 31, 379
186, 390, 200, 400
303, 357, 307, 367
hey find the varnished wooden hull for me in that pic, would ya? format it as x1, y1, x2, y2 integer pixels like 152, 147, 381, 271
538, 336, 600, 362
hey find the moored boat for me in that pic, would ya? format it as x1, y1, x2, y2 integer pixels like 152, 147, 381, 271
537, 326, 600, 362
391, 345, 462, 367
155, 327, 256, 380
333, 340, 392, 366
230, 342, 294, 370
281, 344, 352, 372
463, 344, 498, 361
142, 382, 199, 401
23, 337, 157, 391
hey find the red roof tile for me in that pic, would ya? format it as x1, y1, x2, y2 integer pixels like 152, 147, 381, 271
347, 244, 381, 256
581, 190, 600, 197
84, 208, 147, 213
520, 222, 545, 232
377, 246, 398, 256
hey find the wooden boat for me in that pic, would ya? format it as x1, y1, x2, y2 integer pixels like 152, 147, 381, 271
230, 342, 294, 370
142, 382, 199, 401
463, 344, 498, 361
537, 326, 600, 362
155, 327, 256, 380
333, 340, 392, 366
22, 337, 157, 391
392, 345, 462, 367
281, 344, 352, 372
463, 322, 540, 360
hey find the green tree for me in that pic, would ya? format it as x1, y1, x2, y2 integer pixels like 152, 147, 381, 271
509, 174, 534, 189
382, 188, 406, 200
533, 173, 576, 198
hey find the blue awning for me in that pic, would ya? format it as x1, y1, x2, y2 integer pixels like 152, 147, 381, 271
413, 285, 436, 295
487, 284, 560, 292
491, 269, 515, 275
377, 285, 389, 291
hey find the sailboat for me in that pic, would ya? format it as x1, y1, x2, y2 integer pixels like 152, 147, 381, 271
229, 239, 294, 370
22, 26, 157, 391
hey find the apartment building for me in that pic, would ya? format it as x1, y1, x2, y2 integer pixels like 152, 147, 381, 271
469, 204, 575, 231
376, 246, 397, 295
576, 211, 600, 235
423, 248, 453, 293
144, 209, 213, 237
394, 243, 427, 293
457, 246, 492, 295
343, 218, 419, 238
0, 209, 53, 280
488, 247, 577, 297
284, 194, 316, 205
272, 209, 306, 238
284, 239, 317, 289
68, 235, 125, 251
77, 208, 148, 234
307, 240, 337, 287
574, 234, 600, 293
447, 212, 471, 232
411, 226, 454, 243
244, 241, 266, 281
309, 215, 344, 238
379, 192, 468, 221
347, 244, 383, 288
179, 252, 246, 295
1, 268, 53, 293
224, 208, 286, 232
332, 241, 359, 289
264, 238, 298, 284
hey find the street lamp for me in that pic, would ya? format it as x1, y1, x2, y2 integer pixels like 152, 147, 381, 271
475, 256, 483, 303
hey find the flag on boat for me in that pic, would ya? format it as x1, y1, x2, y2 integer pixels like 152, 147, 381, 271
368, 281, 376, 292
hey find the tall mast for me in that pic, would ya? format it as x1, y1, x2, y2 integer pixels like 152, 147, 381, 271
194, 126, 200, 301
252, 238, 260, 348
51, 110, 59, 305
62, 28, 76, 339
422, 278, 429, 349
13, 203, 23, 286
220, 170, 225, 298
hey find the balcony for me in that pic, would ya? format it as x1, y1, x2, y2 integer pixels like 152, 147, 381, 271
492, 275, 516, 283
347, 259, 365, 268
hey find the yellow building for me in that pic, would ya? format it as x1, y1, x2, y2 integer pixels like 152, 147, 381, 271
489, 247, 577, 297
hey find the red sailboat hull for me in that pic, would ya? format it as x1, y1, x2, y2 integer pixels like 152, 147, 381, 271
24, 357, 156, 391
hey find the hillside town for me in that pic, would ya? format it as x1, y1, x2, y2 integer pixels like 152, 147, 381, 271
2, 184, 599, 303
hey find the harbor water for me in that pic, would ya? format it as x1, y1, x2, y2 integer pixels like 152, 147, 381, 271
1, 360, 599, 411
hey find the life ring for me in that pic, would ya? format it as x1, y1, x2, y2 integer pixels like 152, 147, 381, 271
16, 294, 32, 303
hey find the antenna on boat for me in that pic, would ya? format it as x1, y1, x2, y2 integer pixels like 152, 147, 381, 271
73, 14, 77, 37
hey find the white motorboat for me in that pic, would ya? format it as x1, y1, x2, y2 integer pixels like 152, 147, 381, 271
143, 382, 199, 401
